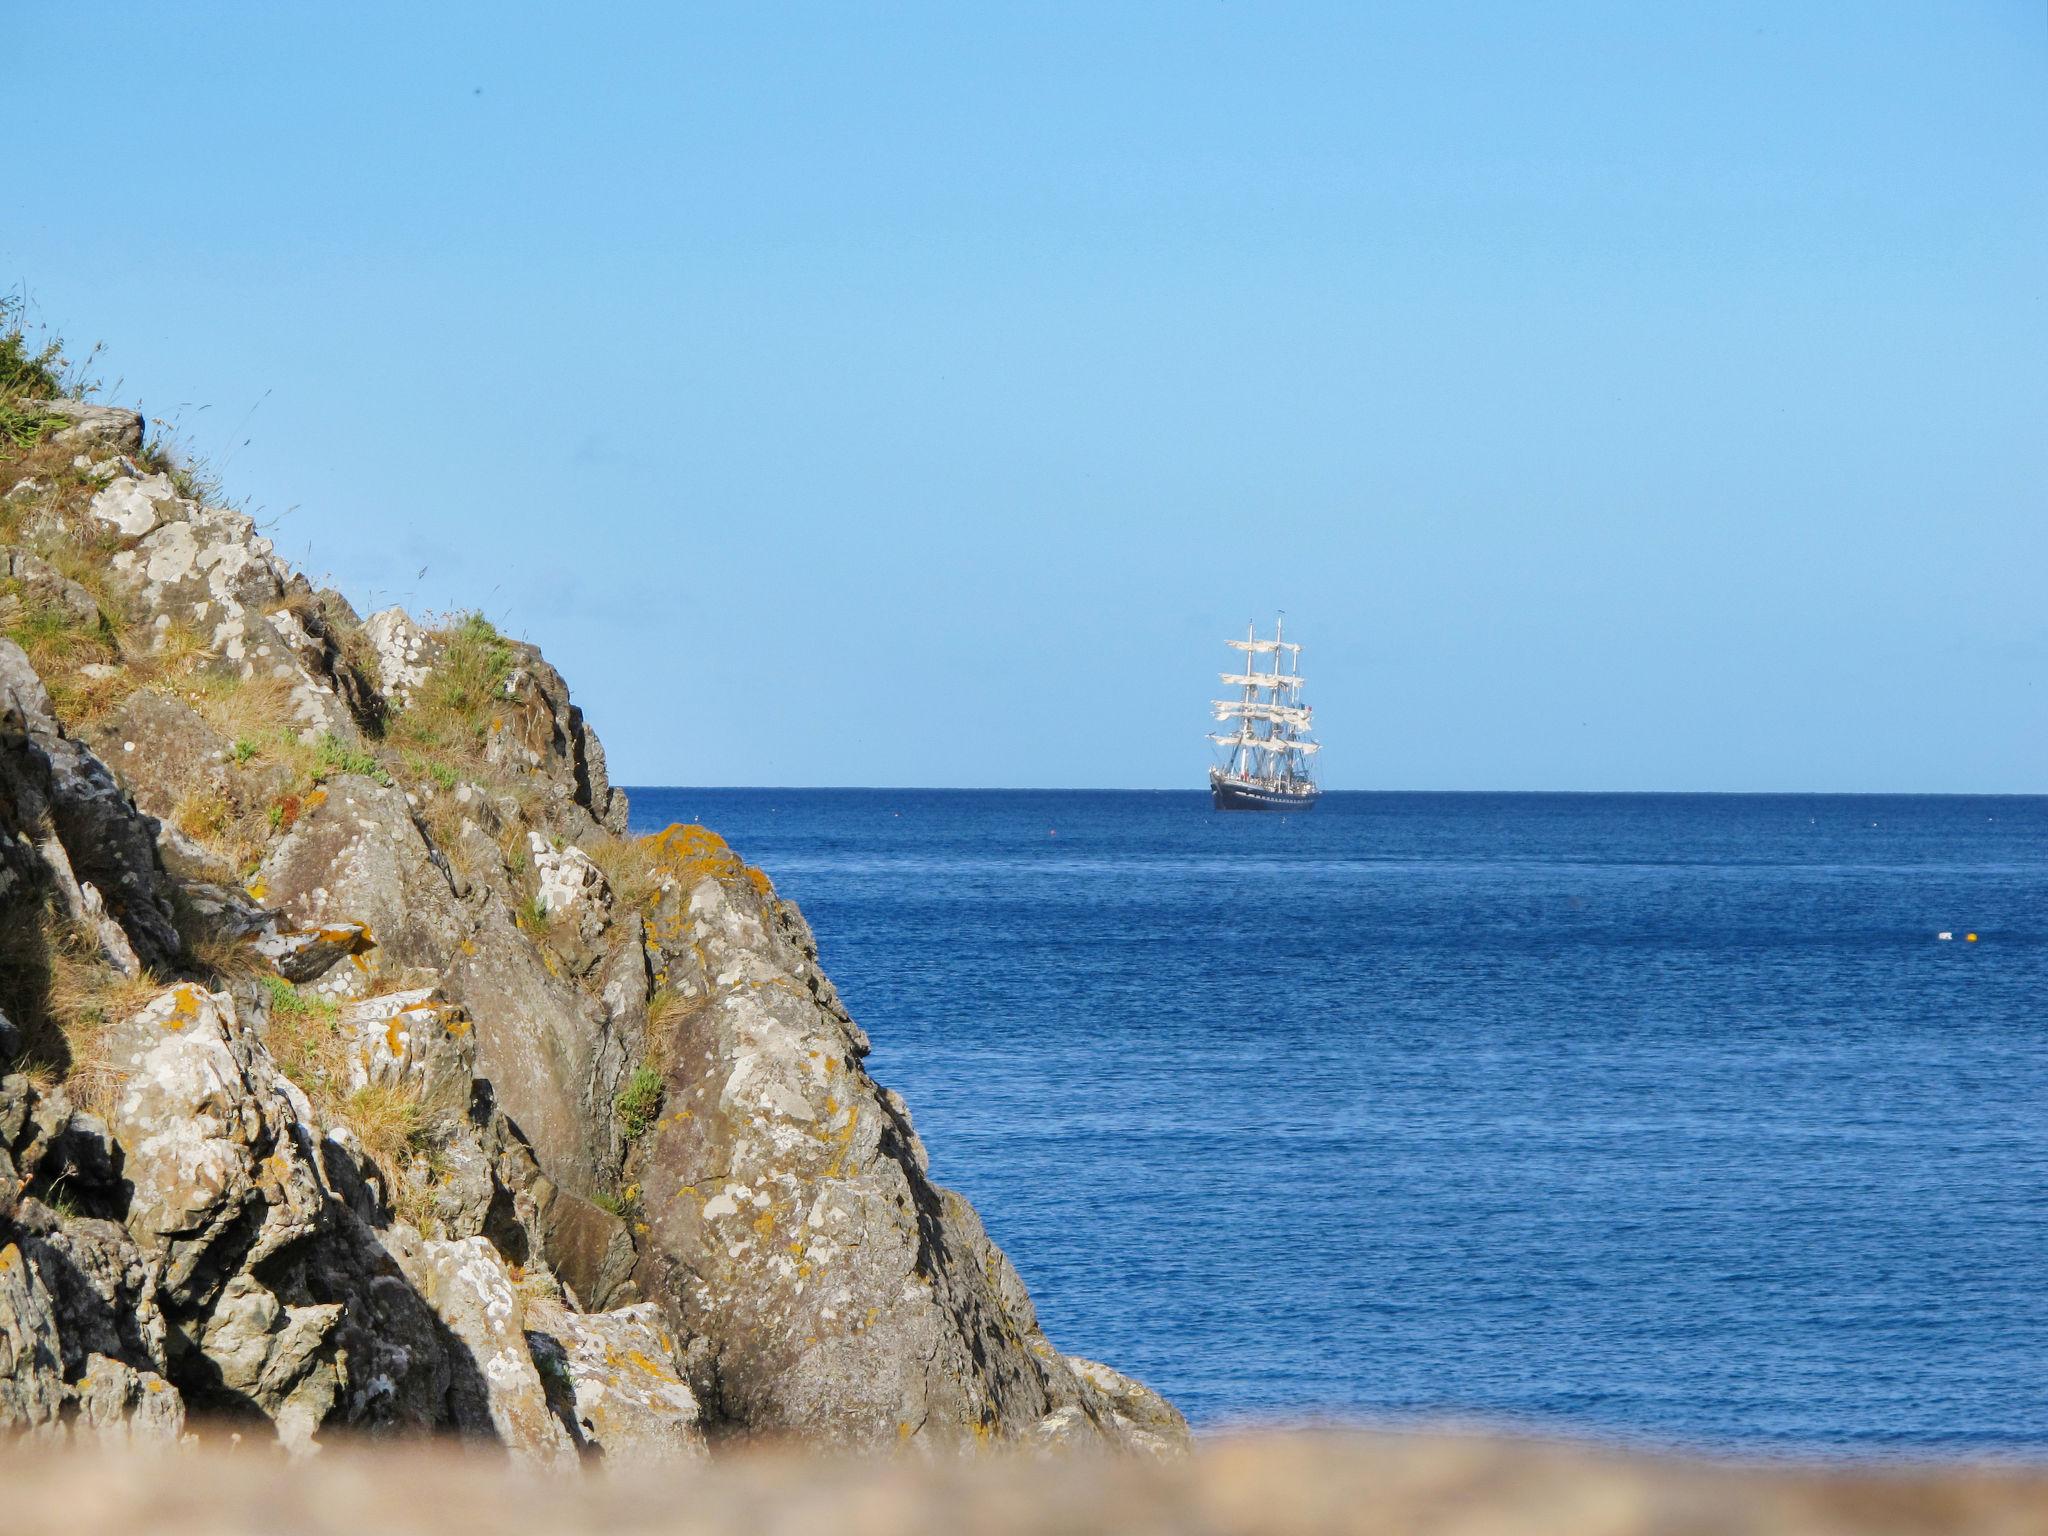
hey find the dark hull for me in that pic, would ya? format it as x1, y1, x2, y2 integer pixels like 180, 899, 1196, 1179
1211, 778, 1320, 813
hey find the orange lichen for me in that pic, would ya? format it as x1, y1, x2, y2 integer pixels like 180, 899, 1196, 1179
625, 1350, 676, 1381
643, 823, 766, 895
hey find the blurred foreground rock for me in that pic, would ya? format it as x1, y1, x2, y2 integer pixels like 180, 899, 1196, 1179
3, 1434, 2046, 1536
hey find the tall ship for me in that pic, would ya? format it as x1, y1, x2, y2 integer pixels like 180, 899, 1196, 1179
1208, 616, 1322, 812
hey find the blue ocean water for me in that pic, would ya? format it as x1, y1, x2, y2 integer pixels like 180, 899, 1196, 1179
625, 789, 2048, 1455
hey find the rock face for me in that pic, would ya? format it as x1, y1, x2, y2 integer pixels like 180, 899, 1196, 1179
1, 638, 182, 974
0, 366, 1181, 1460
629, 845, 1180, 1449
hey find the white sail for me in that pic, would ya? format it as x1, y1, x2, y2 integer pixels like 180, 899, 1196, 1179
1212, 701, 1314, 727
1217, 671, 1305, 691
1210, 733, 1319, 753
1226, 638, 1302, 655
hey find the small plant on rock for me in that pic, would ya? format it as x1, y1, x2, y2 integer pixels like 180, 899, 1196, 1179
615, 1065, 665, 1141
311, 731, 390, 786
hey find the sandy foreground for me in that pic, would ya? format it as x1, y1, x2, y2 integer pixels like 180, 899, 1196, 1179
3, 1433, 2045, 1536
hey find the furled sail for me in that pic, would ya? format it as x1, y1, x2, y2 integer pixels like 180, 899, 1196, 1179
1218, 671, 1305, 690
1210, 733, 1319, 753
1212, 701, 1314, 728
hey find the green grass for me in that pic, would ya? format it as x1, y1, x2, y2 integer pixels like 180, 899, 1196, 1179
260, 973, 338, 1022
311, 731, 391, 785
386, 611, 516, 773
615, 1065, 665, 1141
1, 295, 66, 452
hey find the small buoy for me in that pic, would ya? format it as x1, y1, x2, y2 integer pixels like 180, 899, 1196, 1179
1966, 933, 1978, 943
1938, 932, 1953, 941
1048, 828, 1057, 838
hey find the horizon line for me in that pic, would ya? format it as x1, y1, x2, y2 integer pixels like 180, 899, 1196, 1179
617, 785, 2044, 799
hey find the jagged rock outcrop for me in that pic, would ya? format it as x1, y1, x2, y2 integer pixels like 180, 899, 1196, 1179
1, 638, 181, 974
1, 371, 1179, 1460
629, 831, 1184, 1451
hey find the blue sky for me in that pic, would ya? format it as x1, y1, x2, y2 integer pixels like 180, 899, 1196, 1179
7, 3, 2043, 790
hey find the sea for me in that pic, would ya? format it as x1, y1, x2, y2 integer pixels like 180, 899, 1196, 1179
624, 789, 2048, 1457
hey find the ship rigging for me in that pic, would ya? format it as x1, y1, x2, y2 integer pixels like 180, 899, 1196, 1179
1208, 616, 1322, 812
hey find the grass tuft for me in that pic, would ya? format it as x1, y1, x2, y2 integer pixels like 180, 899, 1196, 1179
385, 612, 515, 780
311, 731, 390, 785
1, 295, 67, 452
615, 1065, 664, 1141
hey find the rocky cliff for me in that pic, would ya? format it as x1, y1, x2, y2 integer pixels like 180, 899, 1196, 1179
0, 348, 1184, 1459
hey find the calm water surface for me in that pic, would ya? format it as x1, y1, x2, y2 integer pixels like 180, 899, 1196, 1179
626, 790, 2048, 1455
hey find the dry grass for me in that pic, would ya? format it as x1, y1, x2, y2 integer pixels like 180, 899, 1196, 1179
0, 295, 68, 450
256, 975, 347, 1100
350, 1077, 465, 1230
172, 784, 234, 845
183, 927, 271, 986
646, 983, 691, 1035
385, 611, 515, 778
1, 576, 118, 707
254, 974, 464, 1231
184, 667, 301, 757
583, 832, 661, 912
0, 898, 161, 1120
344, 1082, 430, 1171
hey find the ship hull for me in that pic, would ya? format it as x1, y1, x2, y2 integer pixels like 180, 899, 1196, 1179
1210, 776, 1320, 813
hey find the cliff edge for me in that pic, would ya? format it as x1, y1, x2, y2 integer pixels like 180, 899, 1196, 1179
0, 324, 1184, 1459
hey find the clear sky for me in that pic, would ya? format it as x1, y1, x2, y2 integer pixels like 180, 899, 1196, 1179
7, 3, 2043, 790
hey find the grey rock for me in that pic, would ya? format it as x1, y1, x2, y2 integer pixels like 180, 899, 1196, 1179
525, 1296, 705, 1465
526, 1175, 637, 1312
1, 547, 105, 629
0, 1234, 69, 1436
260, 919, 377, 983
486, 641, 627, 836
438, 893, 629, 1198
337, 987, 473, 1099
104, 983, 329, 1305
395, 1233, 577, 1467
87, 471, 179, 538
196, 1273, 344, 1447
67, 1353, 186, 1444
93, 482, 363, 743
25, 1212, 171, 1378
630, 848, 1167, 1450
0, 640, 182, 973
35, 400, 145, 456
364, 606, 437, 710
256, 773, 468, 987
1064, 1358, 1191, 1459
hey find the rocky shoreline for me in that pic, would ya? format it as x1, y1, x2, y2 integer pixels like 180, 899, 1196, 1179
0, 375, 1184, 1460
